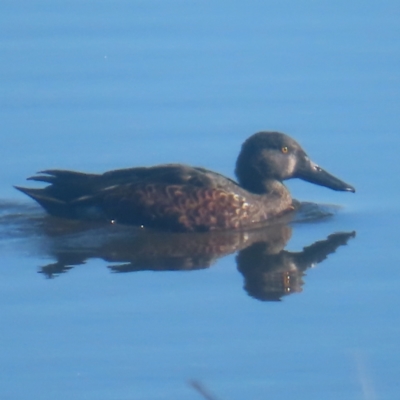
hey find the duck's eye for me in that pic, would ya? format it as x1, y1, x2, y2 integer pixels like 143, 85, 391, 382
281, 146, 289, 154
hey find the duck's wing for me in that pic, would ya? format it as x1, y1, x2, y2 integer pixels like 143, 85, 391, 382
18, 164, 238, 199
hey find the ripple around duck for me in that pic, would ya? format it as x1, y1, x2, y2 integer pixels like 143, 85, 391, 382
293, 201, 342, 223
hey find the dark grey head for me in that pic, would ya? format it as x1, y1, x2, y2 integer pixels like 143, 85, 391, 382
235, 131, 355, 194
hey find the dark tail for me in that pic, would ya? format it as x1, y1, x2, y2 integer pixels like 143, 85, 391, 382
14, 186, 70, 217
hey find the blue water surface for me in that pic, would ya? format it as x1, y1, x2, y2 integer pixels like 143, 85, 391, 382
0, 1, 399, 399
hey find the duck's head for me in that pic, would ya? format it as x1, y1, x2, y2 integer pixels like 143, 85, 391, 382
235, 131, 355, 194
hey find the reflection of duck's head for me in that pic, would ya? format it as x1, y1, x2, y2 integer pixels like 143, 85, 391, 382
235, 132, 355, 194
237, 230, 356, 302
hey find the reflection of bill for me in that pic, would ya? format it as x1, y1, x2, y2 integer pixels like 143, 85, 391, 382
237, 231, 355, 301
31, 215, 355, 302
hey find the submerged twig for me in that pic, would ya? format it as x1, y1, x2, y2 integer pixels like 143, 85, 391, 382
188, 380, 220, 400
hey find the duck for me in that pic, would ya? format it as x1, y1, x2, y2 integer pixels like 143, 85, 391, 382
15, 131, 355, 232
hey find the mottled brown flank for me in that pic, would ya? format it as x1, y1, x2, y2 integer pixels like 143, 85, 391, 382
101, 183, 268, 231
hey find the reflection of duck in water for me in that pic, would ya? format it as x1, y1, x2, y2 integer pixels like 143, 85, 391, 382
31, 216, 355, 302
15, 132, 355, 232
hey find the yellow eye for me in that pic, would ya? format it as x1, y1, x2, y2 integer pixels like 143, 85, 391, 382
281, 146, 289, 154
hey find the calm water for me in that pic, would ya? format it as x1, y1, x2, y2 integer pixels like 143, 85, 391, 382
1, 1, 399, 399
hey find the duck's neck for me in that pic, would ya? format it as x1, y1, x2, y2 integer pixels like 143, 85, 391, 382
263, 180, 290, 198
242, 179, 293, 218
240, 177, 288, 196
242, 178, 293, 211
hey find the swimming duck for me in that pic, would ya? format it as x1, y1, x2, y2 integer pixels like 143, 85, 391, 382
15, 131, 355, 232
